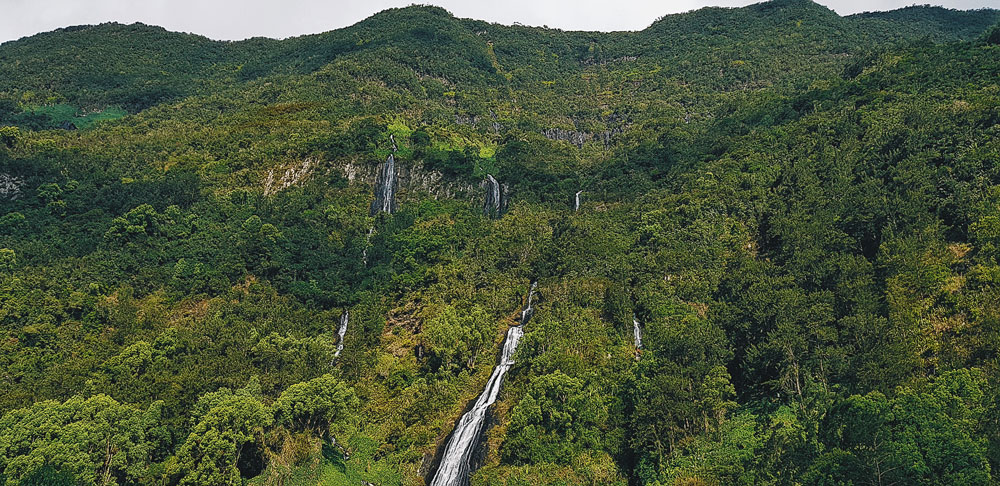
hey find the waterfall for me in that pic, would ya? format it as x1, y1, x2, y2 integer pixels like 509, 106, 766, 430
430, 282, 538, 486
520, 281, 538, 325
430, 326, 523, 486
482, 175, 510, 219
363, 137, 399, 257
369, 154, 397, 216
334, 311, 349, 358
632, 314, 643, 355
483, 174, 501, 217
574, 190, 583, 212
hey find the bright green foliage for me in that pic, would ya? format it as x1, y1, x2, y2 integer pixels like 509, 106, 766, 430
808, 369, 993, 486
0, 395, 161, 486
273, 374, 360, 437
168, 380, 273, 486
424, 305, 495, 371
657, 413, 765, 486
503, 370, 609, 465
0, 126, 19, 149
2, 2, 1000, 485
473, 452, 627, 486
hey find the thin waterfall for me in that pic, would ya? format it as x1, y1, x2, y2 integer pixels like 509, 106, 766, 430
632, 314, 642, 349
574, 190, 583, 212
482, 174, 501, 218
334, 311, 349, 358
632, 314, 643, 361
369, 153, 397, 216
430, 282, 538, 486
482, 175, 510, 219
520, 281, 538, 325
364, 137, 398, 260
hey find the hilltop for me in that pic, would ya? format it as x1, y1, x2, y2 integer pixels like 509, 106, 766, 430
2, 1, 997, 110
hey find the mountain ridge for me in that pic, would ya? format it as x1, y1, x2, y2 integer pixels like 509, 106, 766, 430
1, 2, 1000, 485
2, 1, 997, 111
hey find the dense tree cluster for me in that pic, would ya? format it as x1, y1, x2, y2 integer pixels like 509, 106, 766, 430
2, 1, 1000, 485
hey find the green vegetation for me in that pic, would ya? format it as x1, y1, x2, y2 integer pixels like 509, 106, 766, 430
14, 104, 127, 130
2, 1, 1000, 485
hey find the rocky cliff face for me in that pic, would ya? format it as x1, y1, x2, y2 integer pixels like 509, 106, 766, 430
263, 159, 315, 196
342, 159, 476, 200
262, 158, 476, 201
541, 113, 630, 148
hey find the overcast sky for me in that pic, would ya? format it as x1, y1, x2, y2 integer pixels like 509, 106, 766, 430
3, 0, 999, 43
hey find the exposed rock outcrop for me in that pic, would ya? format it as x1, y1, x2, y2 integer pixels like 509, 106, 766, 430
263, 158, 315, 196
341, 159, 476, 201
541, 113, 630, 148
262, 158, 476, 201
0, 174, 24, 200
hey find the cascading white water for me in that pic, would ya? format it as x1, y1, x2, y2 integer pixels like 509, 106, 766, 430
520, 281, 538, 324
483, 174, 501, 217
632, 314, 643, 349
430, 325, 523, 486
430, 282, 537, 486
369, 154, 397, 216
334, 311, 349, 358
574, 190, 583, 212
488, 175, 500, 212
365, 137, 398, 257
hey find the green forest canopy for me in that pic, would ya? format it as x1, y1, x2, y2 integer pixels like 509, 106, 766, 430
2, 1, 1000, 485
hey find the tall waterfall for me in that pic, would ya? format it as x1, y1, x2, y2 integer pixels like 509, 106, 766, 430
482, 175, 509, 219
574, 190, 583, 212
369, 154, 397, 216
483, 174, 501, 217
334, 311, 349, 358
632, 314, 643, 353
430, 282, 538, 486
364, 137, 398, 258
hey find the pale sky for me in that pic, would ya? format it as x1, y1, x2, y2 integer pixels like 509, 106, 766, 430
3, 0, 999, 43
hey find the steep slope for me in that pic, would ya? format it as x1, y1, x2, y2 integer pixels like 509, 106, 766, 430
1, 2, 1000, 486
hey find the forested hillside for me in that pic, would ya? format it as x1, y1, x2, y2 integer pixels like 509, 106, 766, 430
2, 1, 1000, 485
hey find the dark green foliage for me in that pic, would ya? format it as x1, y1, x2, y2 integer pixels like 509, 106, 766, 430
2, 2, 1000, 485
502, 371, 609, 464
984, 23, 1000, 45
808, 370, 993, 486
